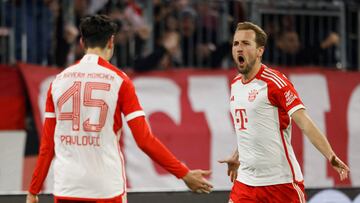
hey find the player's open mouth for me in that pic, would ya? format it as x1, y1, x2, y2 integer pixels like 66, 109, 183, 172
238, 56, 245, 65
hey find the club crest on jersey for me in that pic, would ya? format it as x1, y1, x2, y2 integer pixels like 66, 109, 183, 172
248, 89, 258, 102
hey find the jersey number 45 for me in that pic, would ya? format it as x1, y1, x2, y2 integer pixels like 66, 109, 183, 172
57, 81, 110, 132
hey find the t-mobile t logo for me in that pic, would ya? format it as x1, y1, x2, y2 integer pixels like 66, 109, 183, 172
235, 108, 248, 130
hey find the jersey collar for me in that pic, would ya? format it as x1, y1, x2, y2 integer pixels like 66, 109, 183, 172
80, 54, 110, 66
241, 64, 265, 84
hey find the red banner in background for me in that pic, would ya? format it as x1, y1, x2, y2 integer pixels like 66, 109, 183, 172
18, 64, 360, 190
0, 65, 25, 130
18, 63, 62, 134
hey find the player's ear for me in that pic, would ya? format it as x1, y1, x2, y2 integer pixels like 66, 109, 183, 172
257, 46, 264, 58
80, 37, 85, 49
108, 35, 115, 49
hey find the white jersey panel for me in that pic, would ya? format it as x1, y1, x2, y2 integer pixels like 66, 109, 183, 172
230, 74, 303, 186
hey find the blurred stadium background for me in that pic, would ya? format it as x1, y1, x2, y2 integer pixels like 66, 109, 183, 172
0, 0, 360, 202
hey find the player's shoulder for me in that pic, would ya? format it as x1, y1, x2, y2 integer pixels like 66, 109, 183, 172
259, 66, 290, 89
97, 59, 131, 82
231, 74, 242, 86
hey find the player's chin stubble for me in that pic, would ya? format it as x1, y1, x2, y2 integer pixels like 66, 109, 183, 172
237, 59, 255, 75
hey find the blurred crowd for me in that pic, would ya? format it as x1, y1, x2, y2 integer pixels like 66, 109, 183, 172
0, 0, 349, 71
0, 0, 247, 71
263, 14, 341, 68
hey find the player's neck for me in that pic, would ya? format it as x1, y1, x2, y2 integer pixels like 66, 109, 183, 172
85, 48, 110, 61
242, 61, 262, 83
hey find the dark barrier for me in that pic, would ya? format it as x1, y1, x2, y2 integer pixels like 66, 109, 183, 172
2, 188, 360, 203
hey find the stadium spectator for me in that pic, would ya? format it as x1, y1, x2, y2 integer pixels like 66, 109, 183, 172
133, 31, 181, 71
0, 18, 10, 63
270, 29, 340, 66
264, 15, 340, 67
219, 22, 349, 203
26, 15, 213, 203
102, 0, 151, 68
3, 0, 54, 64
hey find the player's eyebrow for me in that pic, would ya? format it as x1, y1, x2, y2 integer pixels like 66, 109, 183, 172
241, 40, 251, 44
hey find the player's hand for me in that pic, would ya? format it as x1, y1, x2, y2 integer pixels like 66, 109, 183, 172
218, 154, 240, 183
26, 193, 39, 203
182, 170, 213, 194
329, 155, 350, 181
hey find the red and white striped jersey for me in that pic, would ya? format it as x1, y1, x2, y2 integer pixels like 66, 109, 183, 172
29, 54, 189, 201
230, 64, 305, 186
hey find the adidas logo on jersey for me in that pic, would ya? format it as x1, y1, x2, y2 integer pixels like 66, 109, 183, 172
230, 95, 234, 101
248, 89, 258, 102
285, 90, 297, 106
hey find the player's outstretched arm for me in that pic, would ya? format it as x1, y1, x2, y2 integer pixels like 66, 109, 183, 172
292, 109, 350, 180
182, 170, 213, 193
26, 193, 38, 203
127, 116, 213, 192
218, 148, 240, 182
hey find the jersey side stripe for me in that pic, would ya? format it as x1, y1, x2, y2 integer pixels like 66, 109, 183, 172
116, 141, 127, 197
125, 110, 145, 121
292, 183, 306, 203
262, 71, 285, 88
264, 69, 287, 86
260, 74, 282, 89
280, 128, 296, 182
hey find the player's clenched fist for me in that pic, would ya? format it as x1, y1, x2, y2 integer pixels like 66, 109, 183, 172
182, 170, 213, 194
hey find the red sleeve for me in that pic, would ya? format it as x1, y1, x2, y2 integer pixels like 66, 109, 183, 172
127, 116, 190, 178
28, 85, 56, 195
118, 79, 144, 120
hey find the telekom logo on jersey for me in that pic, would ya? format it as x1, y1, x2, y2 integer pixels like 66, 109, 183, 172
235, 109, 248, 130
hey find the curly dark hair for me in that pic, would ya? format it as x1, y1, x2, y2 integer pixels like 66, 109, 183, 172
79, 15, 119, 49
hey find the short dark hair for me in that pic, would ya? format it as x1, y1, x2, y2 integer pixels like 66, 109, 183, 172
236, 22, 267, 47
80, 15, 119, 49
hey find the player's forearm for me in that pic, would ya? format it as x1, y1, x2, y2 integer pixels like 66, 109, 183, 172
128, 117, 189, 178
304, 120, 335, 160
293, 110, 335, 160
29, 118, 56, 194
141, 136, 190, 178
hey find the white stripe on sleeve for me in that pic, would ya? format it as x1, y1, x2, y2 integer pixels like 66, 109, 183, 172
262, 71, 286, 87
261, 74, 283, 88
264, 69, 287, 86
125, 110, 146, 121
288, 104, 305, 116
44, 112, 56, 118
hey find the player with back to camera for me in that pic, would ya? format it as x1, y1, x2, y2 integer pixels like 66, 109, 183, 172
26, 15, 213, 203
219, 22, 350, 203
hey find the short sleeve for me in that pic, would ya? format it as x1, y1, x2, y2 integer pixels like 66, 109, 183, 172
118, 79, 145, 121
268, 74, 305, 116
